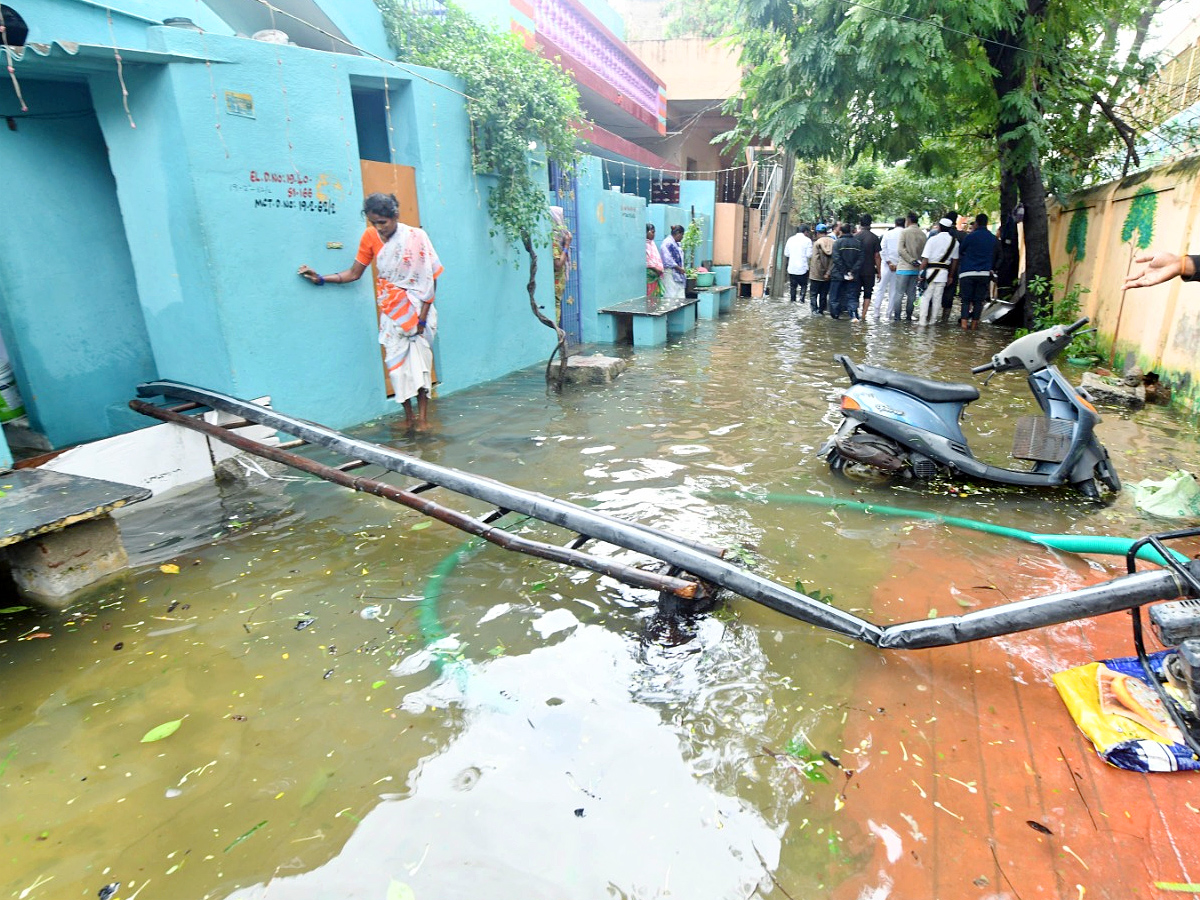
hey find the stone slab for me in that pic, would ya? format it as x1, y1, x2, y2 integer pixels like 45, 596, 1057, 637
1, 468, 150, 548
1081, 372, 1145, 409
5, 516, 129, 607
564, 355, 629, 385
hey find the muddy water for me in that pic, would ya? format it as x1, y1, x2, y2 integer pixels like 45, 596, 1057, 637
3, 297, 1198, 900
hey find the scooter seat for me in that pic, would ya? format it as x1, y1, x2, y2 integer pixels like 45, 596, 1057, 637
836, 355, 981, 403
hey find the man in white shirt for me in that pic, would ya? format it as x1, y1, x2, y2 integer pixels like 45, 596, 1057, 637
876, 216, 904, 321
782, 224, 814, 304
916, 217, 960, 326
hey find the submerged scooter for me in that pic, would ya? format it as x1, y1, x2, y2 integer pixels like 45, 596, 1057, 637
820, 317, 1121, 497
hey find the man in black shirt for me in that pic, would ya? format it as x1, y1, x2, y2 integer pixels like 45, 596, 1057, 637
855, 215, 882, 320
827, 223, 863, 320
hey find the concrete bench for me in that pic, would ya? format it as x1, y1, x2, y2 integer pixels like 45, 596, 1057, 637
599, 295, 699, 347
1, 468, 150, 607
694, 284, 735, 318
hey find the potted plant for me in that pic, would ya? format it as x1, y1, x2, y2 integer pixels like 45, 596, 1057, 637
680, 218, 703, 294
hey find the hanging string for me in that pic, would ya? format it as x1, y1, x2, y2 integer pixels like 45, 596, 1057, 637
0, 15, 27, 112
106, 8, 135, 128
193, 0, 229, 158
431, 97, 444, 203
270, 46, 298, 173
331, 58, 353, 191
382, 72, 396, 163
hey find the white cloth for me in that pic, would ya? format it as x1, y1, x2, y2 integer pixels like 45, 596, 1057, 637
918, 282, 945, 326
880, 226, 902, 266
921, 231, 959, 284
383, 306, 436, 404
783, 232, 813, 275
661, 273, 686, 300
874, 264, 895, 319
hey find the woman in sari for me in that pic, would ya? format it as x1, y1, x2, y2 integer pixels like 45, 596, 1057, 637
550, 206, 572, 320
646, 223, 664, 300
660, 224, 686, 300
298, 193, 444, 431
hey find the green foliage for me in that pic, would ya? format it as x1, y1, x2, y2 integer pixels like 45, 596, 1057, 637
376, 1, 582, 248
1065, 208, 1089, 261
680, 218, 703, 274
792, 157, 997, 225
795, 581, 835, 605
1024, 266, 1100, 361
1121, 187, 1157, 250
663, 0, 742, 39
783, 737, 830, 783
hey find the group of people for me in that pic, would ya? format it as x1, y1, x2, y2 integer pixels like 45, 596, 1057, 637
783, 210, 1019, 329
645, 223, 688, 301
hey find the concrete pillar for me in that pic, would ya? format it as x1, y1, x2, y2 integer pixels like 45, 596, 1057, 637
5, 517, 130, 609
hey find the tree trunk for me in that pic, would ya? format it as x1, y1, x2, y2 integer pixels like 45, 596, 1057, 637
986, 11, 1053, 328
522, 232, 568, 388
1016, 161, 1053, 328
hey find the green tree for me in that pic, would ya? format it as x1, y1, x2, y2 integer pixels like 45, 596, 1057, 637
664, 0, 742, 38
729, 0, 1161, 326
375, 1, 583, 381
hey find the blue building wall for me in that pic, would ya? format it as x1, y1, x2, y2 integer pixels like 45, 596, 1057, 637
573, 159, 645, 344
0, 1, 557, 465
679, 181, 717, 266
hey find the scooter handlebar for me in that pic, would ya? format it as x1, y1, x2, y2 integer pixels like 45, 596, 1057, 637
971, 362, 995, 375
1064, 317, 1090, 334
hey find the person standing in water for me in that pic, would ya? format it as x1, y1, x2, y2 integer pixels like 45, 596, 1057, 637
298, 192, 444, 431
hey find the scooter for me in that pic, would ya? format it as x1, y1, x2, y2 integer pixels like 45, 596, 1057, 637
820, 317, 1121, 497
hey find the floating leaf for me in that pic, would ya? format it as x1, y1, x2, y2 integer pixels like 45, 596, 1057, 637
160, 564, 180, 575
410, 521, 431, 531
224, 820, 267, 852
372, 680, 386, 690
0, 606, 29, 614
387, 880, 416, 900
141, 719, 183, 743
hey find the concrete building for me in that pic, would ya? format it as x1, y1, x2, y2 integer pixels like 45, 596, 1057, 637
0, 0, 726, 477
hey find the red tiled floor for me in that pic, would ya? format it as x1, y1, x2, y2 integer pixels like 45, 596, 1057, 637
829, 533, 1200, 900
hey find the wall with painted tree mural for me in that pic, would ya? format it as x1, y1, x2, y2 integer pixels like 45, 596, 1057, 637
1050, 155, 1200, 410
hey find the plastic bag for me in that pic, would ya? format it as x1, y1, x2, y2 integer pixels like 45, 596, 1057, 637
1130, 470, 1200, 518
1053, 651, 1199, 773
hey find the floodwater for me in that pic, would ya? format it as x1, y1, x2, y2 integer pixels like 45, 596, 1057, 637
3, 295, 1199, 900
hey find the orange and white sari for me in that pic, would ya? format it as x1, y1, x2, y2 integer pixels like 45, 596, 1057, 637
357, 224, 444, 404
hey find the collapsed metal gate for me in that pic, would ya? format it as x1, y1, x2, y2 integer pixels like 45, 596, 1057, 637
132, 380, 1200, 652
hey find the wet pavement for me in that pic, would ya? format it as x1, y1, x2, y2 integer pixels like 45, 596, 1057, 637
3, 294, 1200, 900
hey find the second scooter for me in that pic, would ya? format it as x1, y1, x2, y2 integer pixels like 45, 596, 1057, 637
820, 318, 1121, 497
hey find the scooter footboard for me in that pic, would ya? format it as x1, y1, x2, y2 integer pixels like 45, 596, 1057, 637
1012, 416, 1072, 462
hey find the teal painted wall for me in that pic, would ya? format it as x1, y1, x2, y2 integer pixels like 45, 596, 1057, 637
15, 0, 231, 41
679, 181, 716, 266
1, 4, 556, 450
0, 79, 159, 446
574, 158, 646, 343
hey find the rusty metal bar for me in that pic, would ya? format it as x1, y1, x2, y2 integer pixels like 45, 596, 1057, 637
131, 399, 705, 600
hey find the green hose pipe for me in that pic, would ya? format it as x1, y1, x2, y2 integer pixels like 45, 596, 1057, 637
705, 491, 1189, 566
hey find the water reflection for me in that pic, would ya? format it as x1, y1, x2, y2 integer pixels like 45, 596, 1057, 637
3, 300, 1199, 899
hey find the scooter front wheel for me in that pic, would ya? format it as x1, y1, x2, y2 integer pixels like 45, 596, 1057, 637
828, 450, 897, 486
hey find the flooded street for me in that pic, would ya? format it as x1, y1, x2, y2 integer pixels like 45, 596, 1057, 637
4, 295, 1200, 900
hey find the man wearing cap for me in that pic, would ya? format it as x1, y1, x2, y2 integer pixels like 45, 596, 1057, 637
894, 213, 927, 321
808, 224, 835, 314
916, 218, 960, 326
